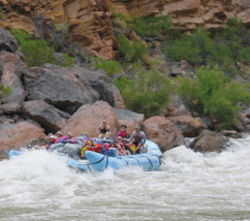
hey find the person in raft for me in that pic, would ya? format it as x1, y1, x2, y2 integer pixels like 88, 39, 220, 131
129, 125, 146, 154
54, 131, 64, 143
80, 140, 94, 159
48, 134, 57, 145
116, 124, 129, 139
97, 120, 111, 138
115, 136, 130, 156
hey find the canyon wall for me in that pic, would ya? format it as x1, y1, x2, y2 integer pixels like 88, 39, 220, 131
0, 0, 249, 58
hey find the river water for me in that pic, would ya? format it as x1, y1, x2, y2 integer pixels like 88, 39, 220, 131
1, 136, 250, 221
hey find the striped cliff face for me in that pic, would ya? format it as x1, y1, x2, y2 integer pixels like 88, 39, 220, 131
0, 0, 249, 59
110, 0, 250, 28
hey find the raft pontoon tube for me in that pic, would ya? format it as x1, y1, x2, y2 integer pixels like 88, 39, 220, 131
8, 140, 162, 172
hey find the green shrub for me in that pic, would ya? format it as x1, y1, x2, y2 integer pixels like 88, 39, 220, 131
115, 69, 170, 117
111, 11, 133, 29
129, 15, 172, 38
19, 39, 57, 67
112, 12, 172, 38
162, 20, 250, 75
91, 57, 122, 75
61, 53, 74, 67
176, 66, 250, 128
117, 34, 135, 61
121, 62, 143, 74
162, 29, 215, 64
11, 29, 57, 67
214, 19, 250, 63
11, 29, 74, 67
10, 29, 31, 44
117, 34, 147, 62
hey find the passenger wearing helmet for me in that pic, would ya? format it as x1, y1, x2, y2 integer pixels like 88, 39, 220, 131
129, 125, 146, 154
80, 140, 94, 159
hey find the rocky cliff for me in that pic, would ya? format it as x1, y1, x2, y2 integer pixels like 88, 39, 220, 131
0, 0, 249, 59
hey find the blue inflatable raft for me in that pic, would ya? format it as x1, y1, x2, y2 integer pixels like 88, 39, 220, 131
8, 140, 162, 172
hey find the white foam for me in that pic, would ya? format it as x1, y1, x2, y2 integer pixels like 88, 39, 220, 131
1, 136, 250, 220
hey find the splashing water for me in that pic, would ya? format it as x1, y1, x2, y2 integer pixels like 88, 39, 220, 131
1, 136, 250, 221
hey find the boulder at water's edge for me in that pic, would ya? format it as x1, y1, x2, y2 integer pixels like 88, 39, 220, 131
143, 116, 185, 152
190, 129, 229, 152
0, 122, 45, 158
61, 101, 119, 137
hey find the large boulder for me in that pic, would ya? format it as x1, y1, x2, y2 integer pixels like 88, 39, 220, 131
113, 108, 144, 135
0, 121, 46, 158
21, 100, 67, 133
190, 129, 229, 152
72, 66, 125, 109
0, 28, 18, 52
0, 51, 26, 103
61, 101, 119, 137
23, 64, 99, 114
168, 115, 207, 137
94, 83, 125, 109
143, 116, 185, 152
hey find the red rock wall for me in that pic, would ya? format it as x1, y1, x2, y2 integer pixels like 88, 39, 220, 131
0, 0, 249, 59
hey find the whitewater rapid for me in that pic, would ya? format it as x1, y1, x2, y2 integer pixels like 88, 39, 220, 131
1, 136, 250, 221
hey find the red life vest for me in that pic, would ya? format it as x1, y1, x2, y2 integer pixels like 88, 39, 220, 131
117, 130, 128, 138
93, 144, 102, 153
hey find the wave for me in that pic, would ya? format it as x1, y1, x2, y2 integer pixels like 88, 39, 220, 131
1, 136, 250, 220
